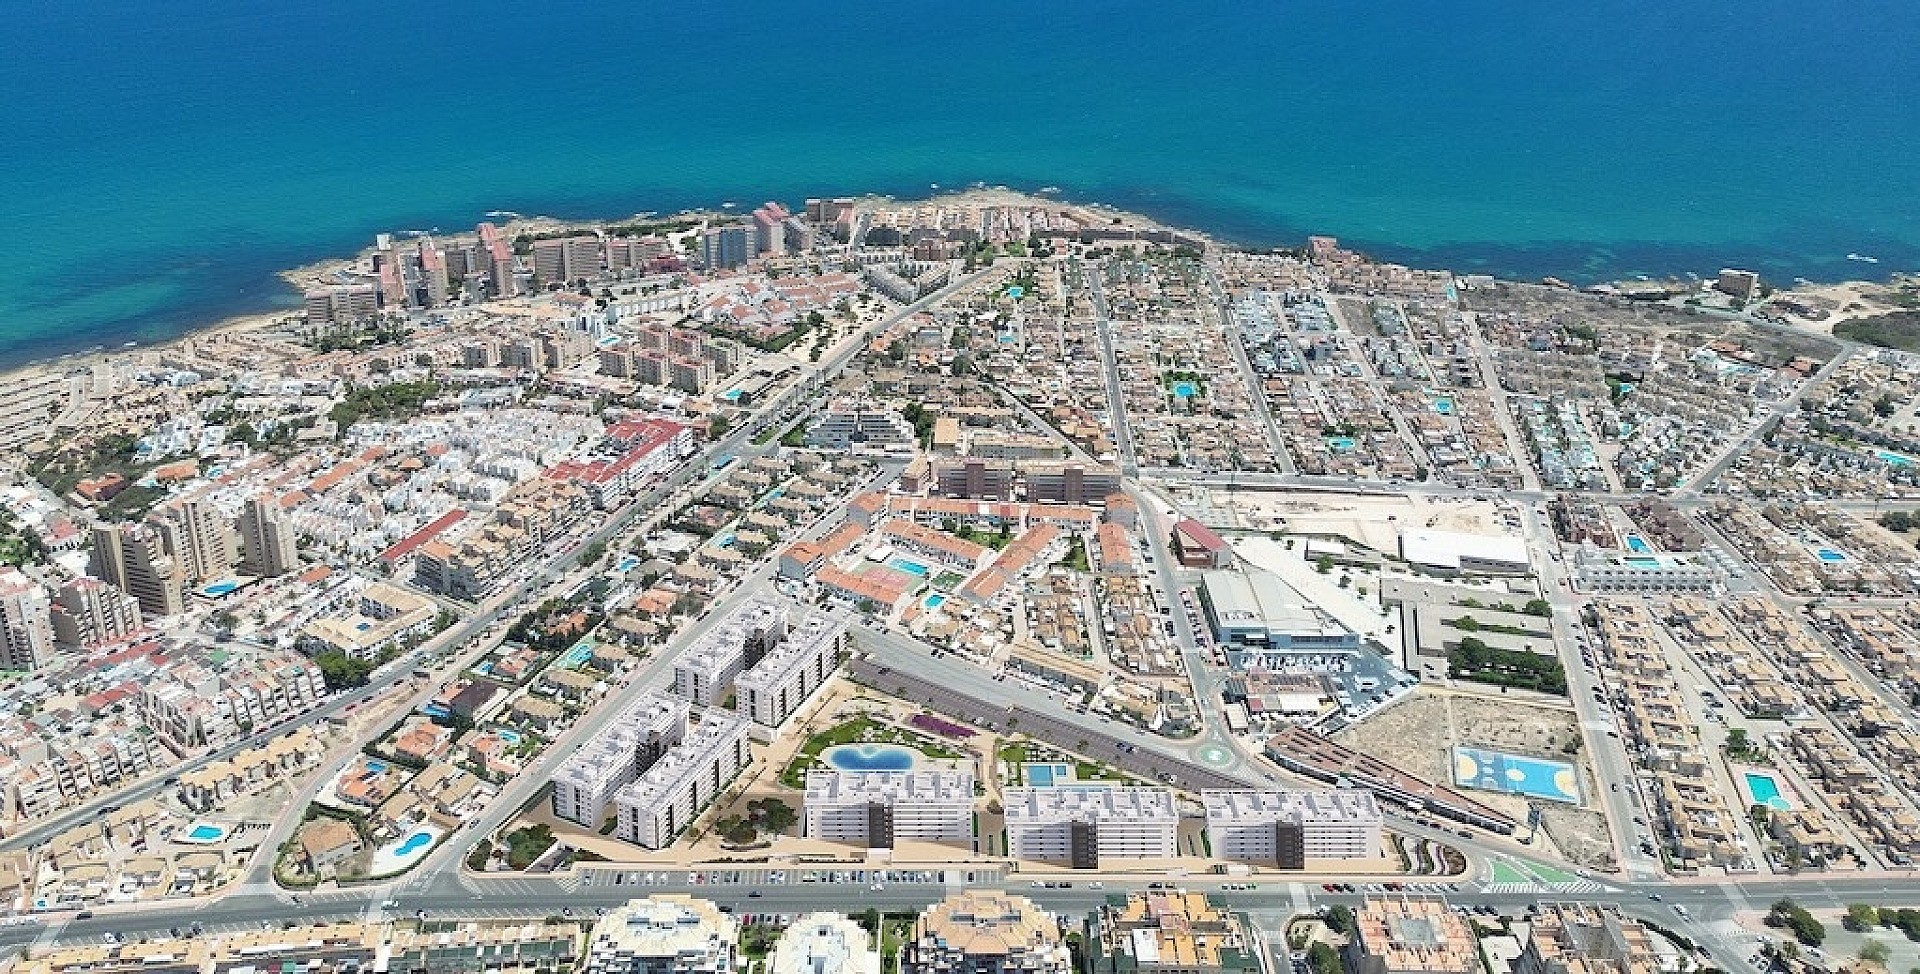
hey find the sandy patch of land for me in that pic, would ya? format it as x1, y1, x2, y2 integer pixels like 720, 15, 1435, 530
1217, 490, 1507, 554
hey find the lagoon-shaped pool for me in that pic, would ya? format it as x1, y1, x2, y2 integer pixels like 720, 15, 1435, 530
824, 743, 919, 772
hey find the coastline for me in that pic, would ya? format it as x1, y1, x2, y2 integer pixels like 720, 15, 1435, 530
2, 186, 1912, 386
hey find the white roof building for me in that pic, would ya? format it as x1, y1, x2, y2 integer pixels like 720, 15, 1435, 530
772, 913, 881, 974
1398, 529, 1531, 574
584, 896, 738, 974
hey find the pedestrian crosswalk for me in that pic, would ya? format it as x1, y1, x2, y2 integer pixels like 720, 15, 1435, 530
1478, 879, 1609, 895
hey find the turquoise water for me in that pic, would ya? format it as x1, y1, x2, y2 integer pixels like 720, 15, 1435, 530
495, 728, 523, 745
1817, 548, 1848, 563
186, 824, 224, 842
1745, 772, 1792, 812
1625, 535, 1652, 554
615, 555, 640, 572
886, 557, 932, 577
825, 744, 917, 772
1005, 286, 1024, 299
1025, 763, 1073, 787
1433, 398, 1455, 415
1171, 381, 1198, 398
4, 1, 1919, 367
200, 580, 238, 597
1624, 556, 1662, 569
1877, 450, 1915, 467
560, 642, 594, 668
924, 593, 946, 608
364, 759, 388, 774
394, 831, 433, 856
1326, 437, 1357, 452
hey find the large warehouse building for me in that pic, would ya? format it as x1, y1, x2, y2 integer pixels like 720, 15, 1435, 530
1199, 569, 1357, 658
1398, 529, 1531, 575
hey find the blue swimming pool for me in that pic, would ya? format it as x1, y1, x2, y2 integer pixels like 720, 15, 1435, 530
886, 557, 931, 577
187, 824, 225, 842
394, 831, 433, 856
1817, 548, 1848, 563
560, 642, 594, 668
364, 759, 389, 774
495, 728, 523, 745
1171, 381, 1197, 398
1877, 449, 1914, 467
825, 743, 918, 771
1325, 436, 1356, 452
201, 580, 238, 597
1025, 762, 1072, 787
1624, 556, 1661, 569
924, 593, 946, 608
1625, 534, 1652, 553
1745, 772, 1793, 812
615, 555, 640, 572
1432, 397, 1455, 415
1006, 285, 1024, 299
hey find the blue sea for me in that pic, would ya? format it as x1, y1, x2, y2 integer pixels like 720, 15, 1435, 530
3, 0, 1917, 369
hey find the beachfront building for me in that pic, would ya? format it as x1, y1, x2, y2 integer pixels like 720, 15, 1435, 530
584, 896, 738, 974
613, 709, 751, 849
1002, 787, 1178, 868
1201, 789, 1382, 866
803, 770, 975, 848
905, 892, 1072, 974
551, 692, 689, 829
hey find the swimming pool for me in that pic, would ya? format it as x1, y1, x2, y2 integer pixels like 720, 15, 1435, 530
395, 831, 433, 856
1625, 534, 1652, 553
1325, 436, 1356, 452
1816, 548, 1848, 563
1025, 762, 1073, 787
824, 743, 918, 771
1452, 746, 1580, 803
924, 593, 946, 609
886, 557, 931, 577
369, 824, 443, 874
364, 759, 389, 774
560, 642, 594, 668
471, 661, 494, 676
1006, 285, 1024, 299
1624, 556, 1661, 569
1432, 397, 1455, 415
1745, 771, 1793, 812
495, 727, 523, 745
179, 823, 228, 844
201, 580, 238, 597
615, 555, 640, 572
1171, 381, 1198, 398
1876, 449, 1914, 467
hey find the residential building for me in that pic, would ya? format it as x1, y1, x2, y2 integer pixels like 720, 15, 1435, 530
1200, 789, 1381, 866
1572, 545, 1720, 594
1023, 463, 1123, 506
584, 896, 738, 974
700, 226, 752, 271
1515, 903, 1671, 974
803, 770, 974, 847
773, 914, 881, 974
48, 576, 141, 650
1094, 891, 1259, 974
298, 581, 439, 660
551, 693, 689, 829
612, 709, 750, 848
90, 522, 184, 617
806, 400, 917, 450
672, 602, 788, 707
155, 498, 237, 583
303, 283, 380, 325
735, 610, 845, 728
906, 892, 1072, 974
1002, 787, 1179, 867
1345, 897, 1480, 974
0, 568, 54, 672
237, 495, 299, 577
389, 920, 582, 974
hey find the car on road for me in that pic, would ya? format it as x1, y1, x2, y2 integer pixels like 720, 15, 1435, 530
749, 890, 762, 898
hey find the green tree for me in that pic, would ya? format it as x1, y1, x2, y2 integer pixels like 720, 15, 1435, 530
1861, 940, 1891, 965
1325, 904, 1355, 935
314, 651, 373, 691
1307, 943, 1343, 974
1315, 555, 1334, 574
1849, 904, 1883, 932
1523, 598, 1553, 617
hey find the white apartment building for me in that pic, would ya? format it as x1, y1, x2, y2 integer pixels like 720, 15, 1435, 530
1003, 786, 1179, 867
584, 895, 738, 974
803, 770, 975, 847
772, 914, 880, 974
614, 709, 751, 849
0, 568, 53, 672
551, 693, 690, 829
1201, 789, 1382, 866
1572, 544, 1722, 594
671, 601, 789, 706
736, 611, 845, 728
